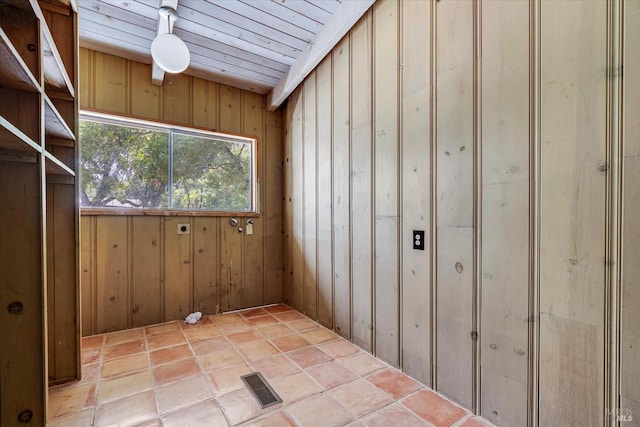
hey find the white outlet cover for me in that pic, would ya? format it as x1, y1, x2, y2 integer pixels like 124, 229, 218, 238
177, 223, 190, 234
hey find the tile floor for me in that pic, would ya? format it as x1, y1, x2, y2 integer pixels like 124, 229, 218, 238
49, 304, 495, 427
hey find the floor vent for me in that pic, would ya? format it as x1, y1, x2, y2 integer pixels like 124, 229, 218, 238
241, 372, 282, 408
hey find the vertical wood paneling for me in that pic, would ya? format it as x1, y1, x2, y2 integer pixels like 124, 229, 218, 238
316, 57, 333, 328
80, 49, 283, 333
290, 89, 304, 311
163, 218, 192, 321
480, 2, 530, 425
131, 217, 162, 327
218, 85, 245, 310
303, 75, 318, 319
130, 62, 161, 120
373, 0, 400, 367
96, 216, 129, 333
435, 0, 475, 408
282, 89, 296, 307
193, 217, 219, 314
243, 91, 265, 308
0, 162, 44, 427
621, 0, 640, 419
192, 79, 219, 129
332, 36, 352, 339
400, 0, 432, 386
539, 1, 607, 424
93, 53, 127, 114
80, 216, 95, 336
264, 110, 283, 304
350, 11, 373, 352
162, 73, 191, 124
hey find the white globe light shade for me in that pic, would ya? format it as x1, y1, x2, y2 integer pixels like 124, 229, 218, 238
151, 33, 190, 73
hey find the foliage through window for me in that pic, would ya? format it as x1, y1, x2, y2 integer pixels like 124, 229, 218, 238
79, 113, 255, 213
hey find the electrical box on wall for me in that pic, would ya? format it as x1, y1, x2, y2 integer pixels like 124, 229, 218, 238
177, 223, 190, 234
413, 230, 425, 250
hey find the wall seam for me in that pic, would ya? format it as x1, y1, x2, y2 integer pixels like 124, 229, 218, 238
430, 0, 438, 391
397, 0, 404, 372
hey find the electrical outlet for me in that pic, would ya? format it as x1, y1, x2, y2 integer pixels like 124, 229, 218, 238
413, 230, 425, 250
246, 223, 253, 235
177, 223, 190, 234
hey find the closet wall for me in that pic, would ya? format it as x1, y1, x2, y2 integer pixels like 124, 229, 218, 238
80, 48, 283, 335
282, 0, 638, 425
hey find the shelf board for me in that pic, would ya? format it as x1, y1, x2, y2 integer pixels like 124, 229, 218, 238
44, 150, 75, 176
0, 115, 41, 152
44, 94, 75, 140
31, 0, 75, 97
0, 28, 40, 93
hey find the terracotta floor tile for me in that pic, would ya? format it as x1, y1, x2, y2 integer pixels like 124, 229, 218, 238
150, 344, 193, 366
250, 354, 300, 380
156, 375, 213, 414
97, 371, 154, 404
162, 399, 227, 427
302, 328, 339, 344
94, 390, 157, 427
179, 316, 213, 329
153, 357, 202, 386
49, 382, 95, 418
318, 339, 360, 358
272, 334, 311, 352
227, 329, 263, 344
105, 328, 144, 347
183, 324, 222, 342
199, 346, 245, 371
246, 314, 280, 328
287, 346, 332, 369
287, 318, 320, 331
191, 336, 231, 355
80, 363, 99, 384
368, 368, 422, 400
210, 312, 244, 325
208, 362, 252, 395
258, 323, 295, 339
362, 404, 427, 427
146, 331, 186, 350
240, 307, 269, 318
146, 322, 181, 337
237, 339, 280, 362
306, 361, 358, 390
286, 393, 353, 427
217, 321, 253, 335
460, 415, 495, 426
402, 389, 467, 426
263, 304, 292, 314
82, 335, 104, 351
81, 348, 101, 365
274, 311, 308, 322
270, 372, 322, 403
218, 387, 266, 424
102, 339, 146, 361
48, 408, 94, 427
330, 379, 393, 418
101, 353, 149, 379
339, 353, 386, 377
242, 411, 296, 427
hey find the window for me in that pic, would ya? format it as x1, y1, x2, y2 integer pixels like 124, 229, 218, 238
79, 112, 256, 214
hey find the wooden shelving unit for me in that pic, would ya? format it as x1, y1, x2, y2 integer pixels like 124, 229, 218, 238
0, 0, 79, 425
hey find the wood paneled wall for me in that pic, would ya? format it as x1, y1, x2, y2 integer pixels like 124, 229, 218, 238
283, 1, 638, 426
80, 48, 283, 335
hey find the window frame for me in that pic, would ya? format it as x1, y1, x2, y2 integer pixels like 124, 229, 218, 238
79, 111, 259, 217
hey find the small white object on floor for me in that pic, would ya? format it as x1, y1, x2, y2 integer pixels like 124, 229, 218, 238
184, 311, 202, 324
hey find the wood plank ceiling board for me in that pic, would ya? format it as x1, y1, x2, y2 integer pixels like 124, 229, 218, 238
78, 0, 372, 106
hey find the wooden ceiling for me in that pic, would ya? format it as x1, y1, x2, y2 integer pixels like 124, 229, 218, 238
78, 0, 374, 110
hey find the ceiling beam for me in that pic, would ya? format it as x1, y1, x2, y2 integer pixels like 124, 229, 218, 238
266, 0, 375, 111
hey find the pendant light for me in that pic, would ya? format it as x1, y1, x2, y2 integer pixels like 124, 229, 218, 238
151, 6, 190, 74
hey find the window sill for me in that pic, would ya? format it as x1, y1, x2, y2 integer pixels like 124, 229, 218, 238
80, 208, 260, 217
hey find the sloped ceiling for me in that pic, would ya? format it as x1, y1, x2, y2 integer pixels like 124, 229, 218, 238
78, 0, 374, 110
